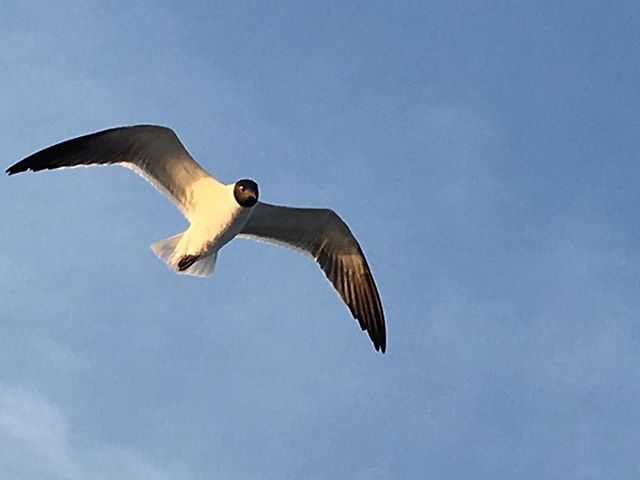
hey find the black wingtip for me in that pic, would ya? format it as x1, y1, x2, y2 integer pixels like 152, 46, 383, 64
6, 160, 28, 176
363, 315, 386, 354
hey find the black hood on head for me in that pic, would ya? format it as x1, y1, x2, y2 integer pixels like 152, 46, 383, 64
233, 179, 259, 207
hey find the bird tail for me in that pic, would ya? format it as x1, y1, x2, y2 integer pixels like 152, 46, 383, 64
150, 234, 217, 278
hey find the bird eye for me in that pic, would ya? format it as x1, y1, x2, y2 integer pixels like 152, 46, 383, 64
239, 185, 245, 192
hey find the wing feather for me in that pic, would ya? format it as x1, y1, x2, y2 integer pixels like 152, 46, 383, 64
241, 202, 386, 352
6, 125, 221, 219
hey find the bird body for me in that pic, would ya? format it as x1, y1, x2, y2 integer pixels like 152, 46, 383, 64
153, 180, 255, 276
7, 125, 386, 352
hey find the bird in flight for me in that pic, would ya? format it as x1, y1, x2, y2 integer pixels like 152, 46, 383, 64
6, 125, 386, 352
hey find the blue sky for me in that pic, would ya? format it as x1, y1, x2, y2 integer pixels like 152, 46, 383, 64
1, 1, 639, 478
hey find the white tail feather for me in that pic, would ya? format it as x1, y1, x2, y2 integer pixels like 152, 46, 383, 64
150, 234, 217, 278
151, 233, 183, 265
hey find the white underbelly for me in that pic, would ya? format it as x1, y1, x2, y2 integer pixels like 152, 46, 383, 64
180, 203, 253, 257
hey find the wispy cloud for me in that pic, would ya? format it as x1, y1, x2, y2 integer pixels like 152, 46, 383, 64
0, 385, 188, 480
0, 386, 75, 478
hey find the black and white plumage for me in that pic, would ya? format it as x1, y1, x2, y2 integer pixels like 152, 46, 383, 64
6, 125, 386, 352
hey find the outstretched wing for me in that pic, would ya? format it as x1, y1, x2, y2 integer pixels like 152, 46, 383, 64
240, 202, 386, 353
6, 125, 222, 219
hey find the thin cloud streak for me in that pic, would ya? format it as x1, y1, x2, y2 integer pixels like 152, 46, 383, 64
0, 385, 189, 480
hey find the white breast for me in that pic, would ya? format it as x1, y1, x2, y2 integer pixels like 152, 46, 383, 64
177, 181, 253, 257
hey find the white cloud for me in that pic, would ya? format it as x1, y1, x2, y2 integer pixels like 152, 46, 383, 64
0, 386, 75, 479
0, 385, 188, 480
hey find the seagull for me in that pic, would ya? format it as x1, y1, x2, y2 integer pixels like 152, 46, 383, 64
6, 125, 386, 352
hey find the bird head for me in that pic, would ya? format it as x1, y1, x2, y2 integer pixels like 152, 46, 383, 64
233, 179, 259, 208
